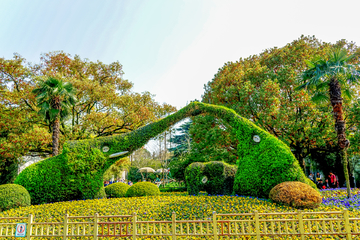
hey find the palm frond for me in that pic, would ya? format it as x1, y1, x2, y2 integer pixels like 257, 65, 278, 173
311, 92, 328, 103
343, 88, 353, 100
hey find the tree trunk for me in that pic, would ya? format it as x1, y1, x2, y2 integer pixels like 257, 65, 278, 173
329, 77, 351, 198
52, 118, 60, 156
52, 97, 61, 156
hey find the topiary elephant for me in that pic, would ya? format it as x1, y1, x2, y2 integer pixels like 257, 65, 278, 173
15, 102, 314, 204
185, 161, 237, 196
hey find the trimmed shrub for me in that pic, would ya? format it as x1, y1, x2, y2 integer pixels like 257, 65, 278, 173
0, 184, 31, 212
185, 162, 206, 195
126, 182, 160, 197
15, 102, 312, 203
105, 182, 130, 198
269, 181, 322, 209
185, 161, 237, 196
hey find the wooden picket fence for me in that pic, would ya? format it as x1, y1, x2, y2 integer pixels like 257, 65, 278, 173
1, 210, 360, 239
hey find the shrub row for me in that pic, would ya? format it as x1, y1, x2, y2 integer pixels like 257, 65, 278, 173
105, 182, 160, 198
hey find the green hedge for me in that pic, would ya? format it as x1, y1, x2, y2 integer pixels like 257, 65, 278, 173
159, 187, 187, 192
125, 182, 160, 197
105, 182, 130, 198
0, 184, 31, 212
185, 161, 237, 195
15, 102, 311, 203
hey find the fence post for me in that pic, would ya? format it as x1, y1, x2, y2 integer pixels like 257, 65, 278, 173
132, 212, 137, 240
343, 209, 352, 240
213, 211, 218, 240
254, 211, 260, 240
172, 211, 176, 240
93, 213, 98, 240
297, 211, 305, 240
26, 214, 33, 240
63, 214, 68, 240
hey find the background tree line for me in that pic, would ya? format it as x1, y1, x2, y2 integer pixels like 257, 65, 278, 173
0, 51, 176, 184
168, 36, 360, 187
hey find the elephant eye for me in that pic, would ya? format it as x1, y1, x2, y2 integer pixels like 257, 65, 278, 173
201, 176, 208, 184
102, 146, 110, 152
253, 135, 261, 143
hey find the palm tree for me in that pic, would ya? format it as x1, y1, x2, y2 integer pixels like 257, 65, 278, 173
32, 77, 77, 156
298, 48, 360, 198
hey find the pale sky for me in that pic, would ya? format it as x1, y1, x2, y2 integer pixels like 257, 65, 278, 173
1, 0, 360, 110
0, 0, 360, 154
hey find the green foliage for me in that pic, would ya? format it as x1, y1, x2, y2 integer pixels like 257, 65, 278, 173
168, 120, 192, 157
0, 184, 31, 212
187, 116, 238, 166
16, 102, 311, 203
199, 36, 360, 175
168, 155, 189, 182
32, 77, 77, 125
103, 157, 130, 181
159, 187, 187, 192
0, 52, 175, 184
298, 47, 360, 199
185, 161, 237, 196
14, 142, 108, 204
185, 162, 205, 195
269, 181, 322, 209
0, 160, 18, 185
94, 187, 107, 199
125, 182, 160, 197
105, 182, 130, 198
127, 166, 144, 183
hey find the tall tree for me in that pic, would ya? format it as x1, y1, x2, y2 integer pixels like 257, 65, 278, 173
298, 48, 360, 198
0, 54, 51, 183
32, 77, 77, 156
194, 36, 360, 185
199, 36, 336, 169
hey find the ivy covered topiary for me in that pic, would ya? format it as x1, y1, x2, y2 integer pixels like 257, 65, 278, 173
185, 161, 237, 195
125, 182, 160, 197
0, 184, 31, 212
105, 182, 130, 198
203, 161, 237, 195
15, 102, 312, 203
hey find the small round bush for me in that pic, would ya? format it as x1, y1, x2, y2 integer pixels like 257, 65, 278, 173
105, 182, 130, 198
125, 182, 160, 197
269, 181, 322, 209
0, 184, 31, 212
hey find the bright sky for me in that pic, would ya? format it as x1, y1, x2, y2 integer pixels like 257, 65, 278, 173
1, 0, 360, 110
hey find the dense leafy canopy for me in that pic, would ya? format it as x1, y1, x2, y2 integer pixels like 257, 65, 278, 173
0, 52, 175, 183
298, 48, 360, 198
191, 36, 360, 184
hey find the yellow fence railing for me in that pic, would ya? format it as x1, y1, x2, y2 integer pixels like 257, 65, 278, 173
0, 210, 359, 239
